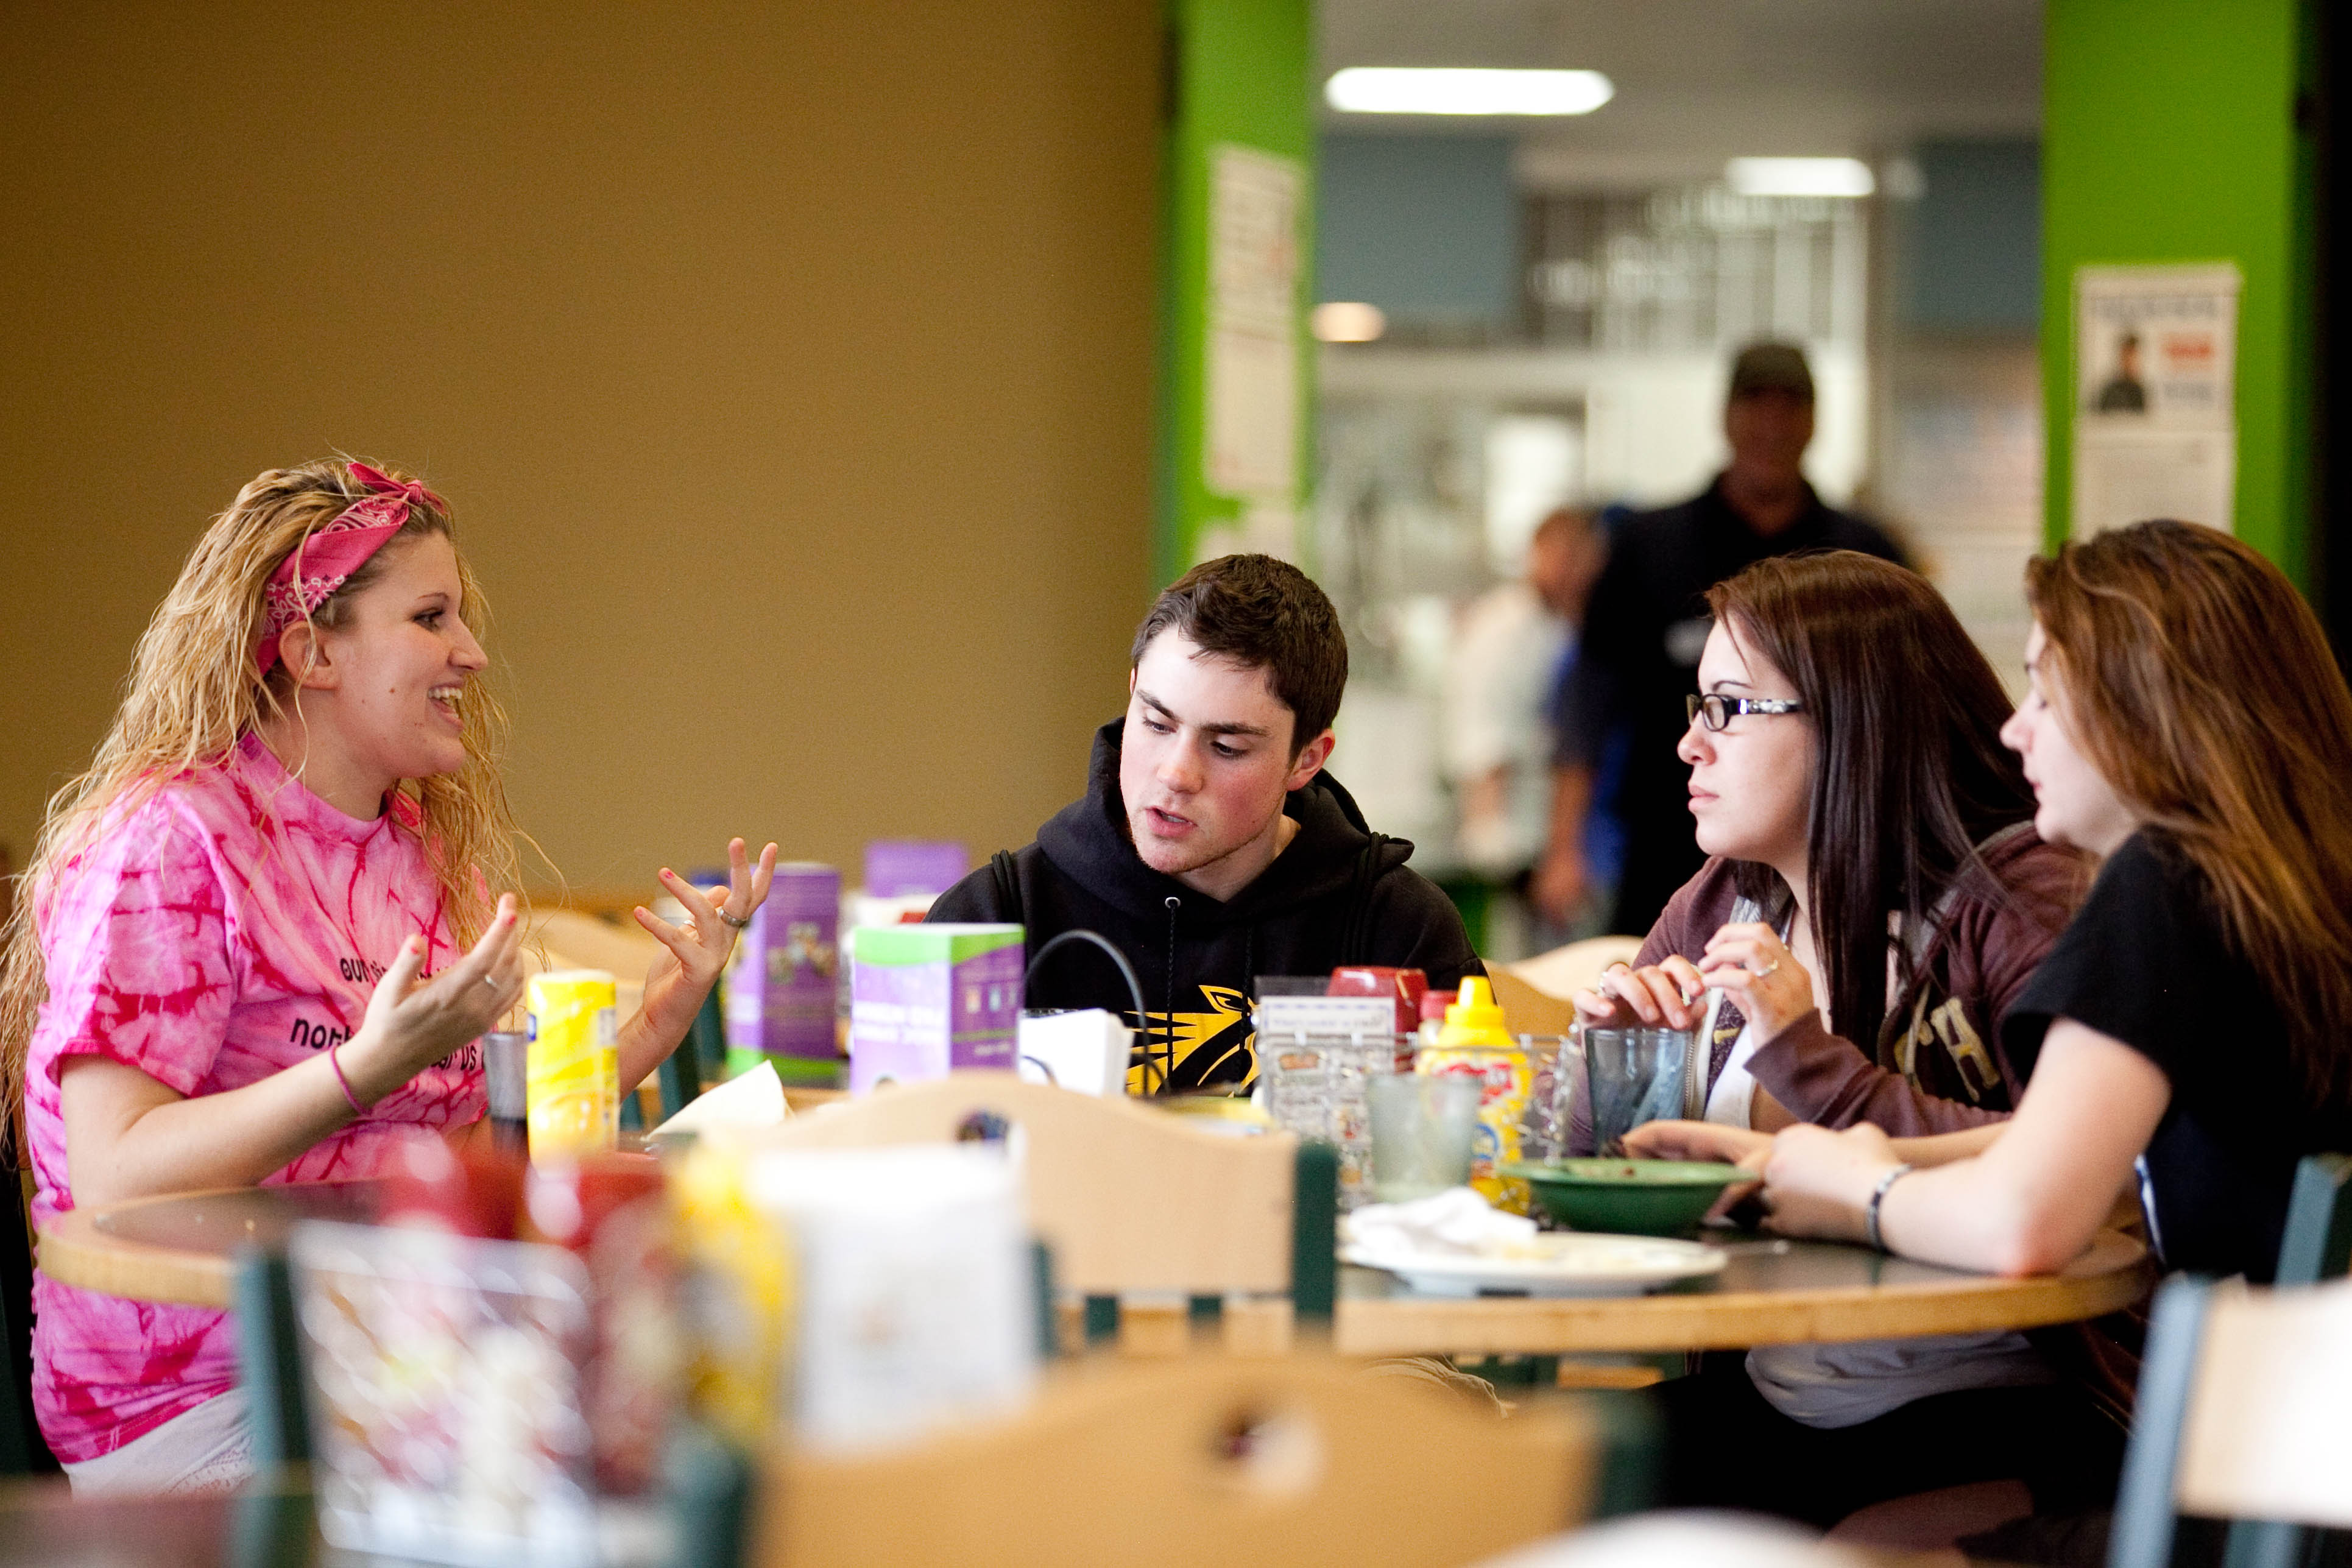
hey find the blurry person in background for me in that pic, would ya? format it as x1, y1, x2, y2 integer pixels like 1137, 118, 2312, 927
1533, 341, 1905, 938
1440, 506, 1607, 948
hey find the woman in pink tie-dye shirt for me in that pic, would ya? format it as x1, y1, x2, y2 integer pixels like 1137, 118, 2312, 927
0, 459, 776, 1493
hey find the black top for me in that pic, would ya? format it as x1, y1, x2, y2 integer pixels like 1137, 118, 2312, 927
1556, 476, 1904, 932
928, 720, 1481, 1094
2004, 831, 2352, 1282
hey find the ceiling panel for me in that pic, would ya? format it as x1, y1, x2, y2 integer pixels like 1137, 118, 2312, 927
1320, 0, 2042, 187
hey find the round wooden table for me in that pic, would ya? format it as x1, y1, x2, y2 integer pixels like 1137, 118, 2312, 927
43, 1181, 2154, 1360
1330, 1229, 2152, 1357
38, 1181, 384, 1308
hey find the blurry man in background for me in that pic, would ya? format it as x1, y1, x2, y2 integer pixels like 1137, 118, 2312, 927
1532, 342, 1905, 936
1441, 507, 1607, 947
2095, 331, 2148, 412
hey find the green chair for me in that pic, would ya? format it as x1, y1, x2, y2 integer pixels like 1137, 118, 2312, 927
2, 1168, 59, 1475
231, 1247, 310, 1472
685, 986, 729, 1091
620, 1023, 708, 1131
665, 1420, 755, 1568
1112, 1139, 1337, 1351
2108, 1154, 2352, 1568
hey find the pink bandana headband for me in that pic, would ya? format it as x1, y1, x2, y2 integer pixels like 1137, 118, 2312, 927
253, 462, 443, 676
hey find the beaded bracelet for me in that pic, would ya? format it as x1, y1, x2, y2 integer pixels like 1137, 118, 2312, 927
1865, 1163, 1915, 1251
328, 1043, 370, 1116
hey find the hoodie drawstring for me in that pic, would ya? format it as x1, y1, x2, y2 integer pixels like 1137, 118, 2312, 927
1161, 894, 1181, 1094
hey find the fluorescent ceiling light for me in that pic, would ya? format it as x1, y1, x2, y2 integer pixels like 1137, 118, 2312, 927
1326, 68, 1614, 117
1312, 302, 1386, 343
1725, 157, 1876, 198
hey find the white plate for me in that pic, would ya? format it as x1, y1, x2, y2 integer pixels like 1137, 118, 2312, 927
1342, 1233, 1726, 1298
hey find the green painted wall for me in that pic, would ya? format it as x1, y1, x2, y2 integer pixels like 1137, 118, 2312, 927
2042, 0, 2314, 581
1157, 0, 1315, 587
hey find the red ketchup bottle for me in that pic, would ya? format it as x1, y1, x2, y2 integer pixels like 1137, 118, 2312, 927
376, 1134, 526, 1240
1328, 966, 1428, 1070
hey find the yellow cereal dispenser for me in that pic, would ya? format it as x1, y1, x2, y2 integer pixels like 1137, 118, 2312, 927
526, 969, 620, 1157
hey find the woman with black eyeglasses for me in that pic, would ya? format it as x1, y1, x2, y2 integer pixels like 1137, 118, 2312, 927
1574, 549, 2081, 1140
1570, 550, 2106, 1530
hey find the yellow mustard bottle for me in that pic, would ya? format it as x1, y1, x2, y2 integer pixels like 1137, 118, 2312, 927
1436, 975, 1513, 1050
1420, 975, 1532, 1212
671, 1137, 794, 1449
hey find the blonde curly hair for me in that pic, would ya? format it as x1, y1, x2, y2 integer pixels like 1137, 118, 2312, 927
2, 459, 524, 1128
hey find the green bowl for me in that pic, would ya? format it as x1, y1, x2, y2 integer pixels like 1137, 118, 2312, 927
1499, 1158, 1751, 1236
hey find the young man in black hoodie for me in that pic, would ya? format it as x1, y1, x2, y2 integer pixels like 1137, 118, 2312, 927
928, 554, 1481, 1094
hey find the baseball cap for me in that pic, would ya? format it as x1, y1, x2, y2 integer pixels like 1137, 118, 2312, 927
1728, 342, 1815, 403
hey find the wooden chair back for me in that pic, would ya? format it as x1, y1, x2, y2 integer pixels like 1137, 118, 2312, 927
1507, 936, 1645, 1003
762, 1354, 1592, 1568
2109, 1273, 2352, 1568
1, 1162, 58, 1474
2109, 1153, 2352, 1568
744, 1073, 1314, 1299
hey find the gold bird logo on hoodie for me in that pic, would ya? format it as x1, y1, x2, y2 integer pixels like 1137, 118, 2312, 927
1124, 983, 1258, 1095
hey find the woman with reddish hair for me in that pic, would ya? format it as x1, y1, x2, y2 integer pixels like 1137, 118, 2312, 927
1642, 520, 2352, 1556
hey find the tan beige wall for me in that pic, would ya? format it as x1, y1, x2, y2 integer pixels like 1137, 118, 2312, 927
0, 2, 1159, 899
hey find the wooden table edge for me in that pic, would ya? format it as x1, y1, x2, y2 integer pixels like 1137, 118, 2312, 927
1333, 1232, 2155, 1357
37, 1196, 243, 1310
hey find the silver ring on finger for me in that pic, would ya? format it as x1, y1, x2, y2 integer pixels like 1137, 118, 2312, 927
719, 908, 751, 930
1754, 959, 1780, 978
482, 973, 503, 991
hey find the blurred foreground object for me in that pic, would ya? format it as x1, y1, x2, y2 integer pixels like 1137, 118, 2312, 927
1474, 1512, 1863, 1568
767, 1354, 1592, 1568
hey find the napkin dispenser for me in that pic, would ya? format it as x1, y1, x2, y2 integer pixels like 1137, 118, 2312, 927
750, 1143, 1037, 1454
1015, 1008, 1133, 1097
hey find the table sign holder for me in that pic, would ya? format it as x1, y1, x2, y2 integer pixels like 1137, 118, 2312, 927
287, 1220, 666, 1568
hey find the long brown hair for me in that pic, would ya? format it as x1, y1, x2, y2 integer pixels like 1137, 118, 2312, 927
2027, 520, 2352, 1102
1709, 551, 2040, 1053
2, 459, 524, 1123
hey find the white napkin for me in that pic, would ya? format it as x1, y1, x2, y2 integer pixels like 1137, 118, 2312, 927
1014, 1009, 1133, 1098
651, 1059, 789, 1137
1341, 1187, 1538, 1258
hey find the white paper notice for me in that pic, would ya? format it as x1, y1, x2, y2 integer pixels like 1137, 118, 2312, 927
1205, 144, 1303, 500
2071, 264, 2240, 537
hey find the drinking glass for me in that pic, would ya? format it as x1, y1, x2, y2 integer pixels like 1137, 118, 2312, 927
1368, 1075, 1483, 1202
1583, 1026, 1693, 1156
482, 1030, 529, 1157
1517, 1033, 1584, 1164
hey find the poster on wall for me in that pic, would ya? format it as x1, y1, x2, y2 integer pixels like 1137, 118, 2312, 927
1202, 144, 1303, 528
2070, 263, 2239, 537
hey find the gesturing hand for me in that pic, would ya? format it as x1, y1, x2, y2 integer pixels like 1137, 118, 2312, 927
633, 837, 780, 1035
1697, 920, 1815, 1043
349, 894, 526, 1102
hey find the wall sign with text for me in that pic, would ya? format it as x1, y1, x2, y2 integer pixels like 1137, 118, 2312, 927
2070, 263, 2240, 537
